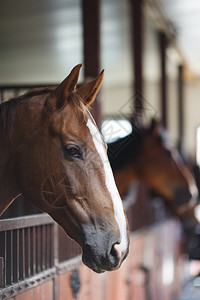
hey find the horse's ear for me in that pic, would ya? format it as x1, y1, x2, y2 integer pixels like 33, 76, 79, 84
150, 118, 157, 132
46, 64, 82, 111
77, 70, 104, 106
149, 118, 162, 136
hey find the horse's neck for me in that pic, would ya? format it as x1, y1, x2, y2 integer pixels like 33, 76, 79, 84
0, 98, 45, 216
114, 163, 138, 197
108, 130, 141, 172
0, 127, 21, 216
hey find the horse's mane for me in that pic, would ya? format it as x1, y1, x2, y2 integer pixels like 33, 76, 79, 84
0, 88, 53, 132
108, 127, 143, 172
0, 87, 88, 134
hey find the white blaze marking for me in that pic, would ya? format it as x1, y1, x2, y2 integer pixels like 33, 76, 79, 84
86, 118, 128, 257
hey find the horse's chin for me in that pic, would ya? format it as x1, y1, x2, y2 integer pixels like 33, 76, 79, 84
82, 257, 106, 274
81, 246, 123, 273
82, 252, 125, 273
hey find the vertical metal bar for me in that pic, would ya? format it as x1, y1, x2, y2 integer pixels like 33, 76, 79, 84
0, 231, 6, 287
16, 229, 19, 282
25, 228, 28, 277
53, 223, 58, 268
32, 227, 36, 275
159, 32, 168, 128
6, 231, 12, 286
13, 230, 16, 283
52, 223, 58, 300
35, 226, 38, 273
13, 229, 20, 283
82, 0, 102, 128
45, 225, 48, 269
19, 229, 22, 281
29, 227, 33, 276
10, 230, 13, 284
4, 231, 7, 286
41, 225, 45, 271
46, 225, 50, 269
39, 226, 42, 272
0, 257, 4, 287
36, 226, 41, 273
49, 224, 52, 268
21, 228, 25, 280
26, 227, 31, 278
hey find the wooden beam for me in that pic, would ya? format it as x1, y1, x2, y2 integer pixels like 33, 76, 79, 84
82, 0, 102, 128
178, 64, 184, 152
159, 32, 168, 128
130, 0, 144, 119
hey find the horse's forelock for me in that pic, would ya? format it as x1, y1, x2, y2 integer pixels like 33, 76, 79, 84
67, 92, 90, 122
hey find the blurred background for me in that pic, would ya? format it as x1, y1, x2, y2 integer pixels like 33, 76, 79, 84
1, 1, 200, 299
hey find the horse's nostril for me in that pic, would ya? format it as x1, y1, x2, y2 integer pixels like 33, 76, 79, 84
110, 243, 119, 260
108, 243, 121, 269
109, 242, 128, 270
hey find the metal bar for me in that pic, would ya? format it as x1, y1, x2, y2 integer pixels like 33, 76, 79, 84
53, 224, 58, 267
36, 226, 41, 273
28, 227, 31, 277
46, 225, 50, 269
13, 230, 17, 283
0, 267, 56, 299
6, 231, 11, 285
19, 229, 23, 281
0, 218, 58, 292
16, 229, 19, 282
0, 232, 5, 287
10, 231, 13, 284
0, 214, 54, 231
82, 0, 102, 128
0, 83, 58, 90
0, 257, 4, 287
0, 216, 59, 292
25, 227, 31, 278
32, 227, 36, 275
4, 231, 7, 286
41, 226, 45, 271
21, 228, 25, 280
50, 225, 54, 268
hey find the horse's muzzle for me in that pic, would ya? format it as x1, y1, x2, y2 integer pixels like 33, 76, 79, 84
81, 231, 129, 273
174, 187, 193, 207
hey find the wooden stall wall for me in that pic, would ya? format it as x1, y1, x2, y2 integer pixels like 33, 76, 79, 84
6, 218, 182, 300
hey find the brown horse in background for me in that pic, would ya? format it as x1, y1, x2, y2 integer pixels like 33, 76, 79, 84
108, 119, 198, 222
0, 64, 129, 273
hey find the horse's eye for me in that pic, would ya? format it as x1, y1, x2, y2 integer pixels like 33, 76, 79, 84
64, 145, 83, 159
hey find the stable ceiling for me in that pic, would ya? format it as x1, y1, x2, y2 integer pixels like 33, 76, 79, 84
0, 0, 200, 85
0, 0, 83, 84
159, 0, 200, 76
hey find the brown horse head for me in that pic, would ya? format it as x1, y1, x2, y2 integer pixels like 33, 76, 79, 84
109, 119, 198, 213
0, 65, 129, 273
132, 119, 198, 210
